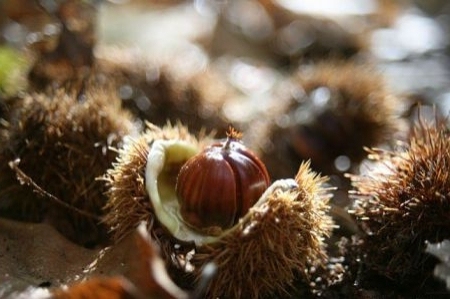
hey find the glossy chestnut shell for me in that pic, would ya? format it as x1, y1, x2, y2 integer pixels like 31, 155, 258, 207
176, 135, 270, 230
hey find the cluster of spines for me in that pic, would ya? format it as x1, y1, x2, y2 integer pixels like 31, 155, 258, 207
348, 119, 450, 291
192, 162, 334, 298
0, 85, 133, 246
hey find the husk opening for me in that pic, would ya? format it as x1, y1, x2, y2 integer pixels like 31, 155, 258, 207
191, 162, 335, 298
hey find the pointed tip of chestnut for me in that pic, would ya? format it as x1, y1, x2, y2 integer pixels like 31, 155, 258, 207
176, 133, 270, 232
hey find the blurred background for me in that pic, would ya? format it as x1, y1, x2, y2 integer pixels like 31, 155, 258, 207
1, 2, 450, 298
1, 0, 450, 205
1, 0, 450, 103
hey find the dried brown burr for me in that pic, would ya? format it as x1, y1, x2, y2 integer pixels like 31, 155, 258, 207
0, 85, 134, 247
346, 119, 450, 295
249, 61, 404, 180
94, 47, 231, 135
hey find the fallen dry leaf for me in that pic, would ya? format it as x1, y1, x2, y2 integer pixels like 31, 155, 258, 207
50, 222, 190, 299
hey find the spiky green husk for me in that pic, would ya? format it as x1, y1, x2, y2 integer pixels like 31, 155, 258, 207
192, 162, 334, 298
349, 120, 450, 289
0, 86, 133, 246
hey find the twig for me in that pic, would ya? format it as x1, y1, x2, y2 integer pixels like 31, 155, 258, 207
9, 159, 100, 220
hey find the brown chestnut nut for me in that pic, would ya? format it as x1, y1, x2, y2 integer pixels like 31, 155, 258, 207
105, 123, 334, 298
176, 129, 270, 231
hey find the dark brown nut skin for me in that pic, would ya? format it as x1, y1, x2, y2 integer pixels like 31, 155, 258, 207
176, 137, 270, 230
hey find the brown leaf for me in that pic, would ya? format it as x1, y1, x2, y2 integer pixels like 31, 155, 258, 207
52, 277, 140, 299
50, 222, 190, 299
129, 222, 189, 299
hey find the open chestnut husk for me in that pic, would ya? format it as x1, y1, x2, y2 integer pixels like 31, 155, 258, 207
103, 123, 334, 298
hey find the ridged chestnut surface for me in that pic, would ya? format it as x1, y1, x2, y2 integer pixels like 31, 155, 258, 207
176, 133, 270, 230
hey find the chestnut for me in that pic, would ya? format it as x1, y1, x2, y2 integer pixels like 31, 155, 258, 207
105, 123, 334, 298
176, 129, 270, 231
